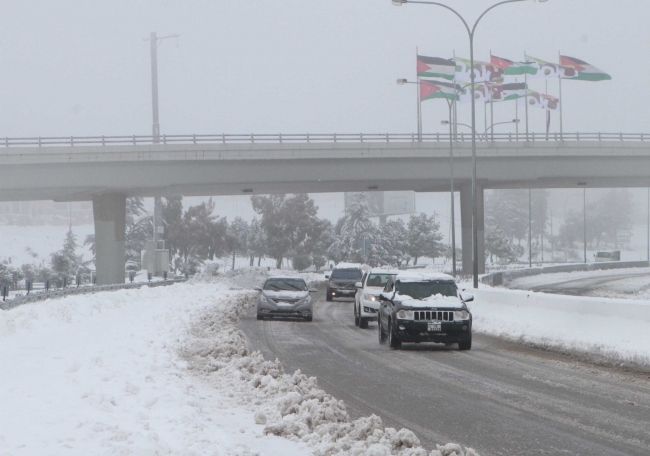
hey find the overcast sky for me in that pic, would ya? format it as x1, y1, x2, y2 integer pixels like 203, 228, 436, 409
1, 0, 647, 137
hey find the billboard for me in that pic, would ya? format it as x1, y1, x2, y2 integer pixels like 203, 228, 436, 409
344, 191, 416, 217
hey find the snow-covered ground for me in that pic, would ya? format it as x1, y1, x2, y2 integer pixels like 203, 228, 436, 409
467, 283, 650, 368
0, 270, 476, 456
508, 267, 650, 300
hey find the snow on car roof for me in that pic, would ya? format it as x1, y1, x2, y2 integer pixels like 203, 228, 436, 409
370, 268, 399, 275
395, 270, 455, 282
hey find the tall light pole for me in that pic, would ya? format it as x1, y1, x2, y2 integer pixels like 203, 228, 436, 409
147, 32, 179, 251
392, 0, 547, 288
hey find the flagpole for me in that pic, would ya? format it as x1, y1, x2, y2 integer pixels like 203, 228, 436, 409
524, 52, 529, 141
515, 77, 520, 141
545, 78, 550, 140
558, 50, 564, 141
490, 90, 494, 142
417, 47, 422, 142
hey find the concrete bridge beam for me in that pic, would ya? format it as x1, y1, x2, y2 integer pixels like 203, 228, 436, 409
460, 184, 485, 275
92, 193, 126, 285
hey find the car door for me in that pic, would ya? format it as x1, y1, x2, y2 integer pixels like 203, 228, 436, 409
379, 279, 394, 328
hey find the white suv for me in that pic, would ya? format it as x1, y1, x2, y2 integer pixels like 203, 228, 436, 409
354, 269, 398, 328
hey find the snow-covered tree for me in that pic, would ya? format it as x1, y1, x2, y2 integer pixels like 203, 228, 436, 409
406, 213, 444, 265
246, 218, 267, 266
329, 193, 375, 264
380, 219, 409, 267
51, 229, 85, 284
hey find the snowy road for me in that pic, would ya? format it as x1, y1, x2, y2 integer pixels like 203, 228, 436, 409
240, 295, 650, 456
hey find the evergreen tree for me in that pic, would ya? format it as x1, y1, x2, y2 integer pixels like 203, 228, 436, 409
329, 193, 375, 264
246, 218, 267, 266
406, 213, 444, 265
51, 229, 85, 284
381, 219, 409, 267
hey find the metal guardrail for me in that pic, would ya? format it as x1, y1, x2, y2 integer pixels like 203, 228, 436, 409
0, 132, 649, 148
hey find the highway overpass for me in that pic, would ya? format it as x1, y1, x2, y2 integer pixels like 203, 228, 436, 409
2, 132, 649, 284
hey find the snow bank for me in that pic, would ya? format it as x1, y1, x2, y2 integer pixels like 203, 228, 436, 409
0, 281, 309, 455
469, 286, 650, 367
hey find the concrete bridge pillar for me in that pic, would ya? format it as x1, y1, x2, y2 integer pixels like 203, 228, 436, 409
460, 184, 485, 275
92, 193, 126, 285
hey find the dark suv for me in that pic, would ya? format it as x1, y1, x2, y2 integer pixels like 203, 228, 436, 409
377, 271, 473, 350
326, 265, 364, 301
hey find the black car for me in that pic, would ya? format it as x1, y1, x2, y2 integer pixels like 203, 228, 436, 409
325, 265, 364, 301
377, 272, 473, 350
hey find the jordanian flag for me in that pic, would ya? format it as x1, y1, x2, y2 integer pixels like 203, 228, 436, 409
560, 55, 612, 81
417, 55, 456, 80
490, 55, 538, 76
420, 80, 461, 101
491, 82, 528, 101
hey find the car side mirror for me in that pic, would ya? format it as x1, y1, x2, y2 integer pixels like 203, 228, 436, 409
309, 289, 318, 293
254, 287, 262, 292
461, 293, 474, 303
324, 274, 330, 279
355, 281, 362, 289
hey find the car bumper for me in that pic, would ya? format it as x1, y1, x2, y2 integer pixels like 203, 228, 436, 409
394, 319, 471, 343
258, 302, 313, 318
329, 288, 356, 298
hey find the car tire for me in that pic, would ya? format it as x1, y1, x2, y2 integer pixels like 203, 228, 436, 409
359, 317, 368, 329
304, 315, 313, 322
378, 318, 387, 345
388, 319, 402, 350
326, 289, 333, 302
459, 334, 472, 351
354, 302, 360, 327
256, 314, 264, 321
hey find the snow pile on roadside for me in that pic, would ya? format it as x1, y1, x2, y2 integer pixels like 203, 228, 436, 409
468, 284, 650, 367
507, 267, 650, 294
0, 282, 310, 455
181, 277, 479, 456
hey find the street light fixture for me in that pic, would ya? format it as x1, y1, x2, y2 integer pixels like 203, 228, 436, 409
393, 0, 548, 288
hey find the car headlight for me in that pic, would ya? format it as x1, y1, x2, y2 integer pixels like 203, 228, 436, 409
363, 293, 377, 302
259, 294, 273, 305
396, 310, 413, 320
454, 310, 471, 320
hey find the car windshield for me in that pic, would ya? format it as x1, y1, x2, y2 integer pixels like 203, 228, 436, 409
263, 278, 307, 291
366, 273, 395, 287
396, 281, 457, 300
331, 269, 362, 280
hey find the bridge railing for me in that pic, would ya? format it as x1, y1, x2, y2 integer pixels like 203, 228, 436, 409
0, 132, 648, 147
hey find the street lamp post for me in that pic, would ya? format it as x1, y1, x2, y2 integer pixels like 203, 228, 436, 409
147, 32, 179, 253
393, 0, 547, 288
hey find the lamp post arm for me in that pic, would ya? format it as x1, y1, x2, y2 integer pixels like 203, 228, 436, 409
471, 0, 526, 36
407, 1, 472, 36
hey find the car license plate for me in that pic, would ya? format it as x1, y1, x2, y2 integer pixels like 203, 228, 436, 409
428, 322, 442, 332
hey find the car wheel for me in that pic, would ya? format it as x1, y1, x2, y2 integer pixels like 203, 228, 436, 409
256, 314, 264, 321
378, 317, 387, 345
304, 315, 313, 322
326, 289, 333, 302
354, 302, 360, 327
359, 317, 368, 329
388, 319, 401, 350
458, 334, 472, 351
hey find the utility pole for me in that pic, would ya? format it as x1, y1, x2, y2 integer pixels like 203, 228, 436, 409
528, 188, 532, 268
583, 188, 587, 264
147, 32, 179, 250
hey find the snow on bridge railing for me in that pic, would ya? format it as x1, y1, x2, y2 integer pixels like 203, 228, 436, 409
0, 132, 648, 147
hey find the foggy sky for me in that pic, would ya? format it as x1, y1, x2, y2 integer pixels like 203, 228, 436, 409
1, 0, 647, 137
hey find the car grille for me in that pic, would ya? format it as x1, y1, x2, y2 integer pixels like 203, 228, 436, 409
271, 298, 300, 304
414, 311, 454, 322
333, 282, 355, 289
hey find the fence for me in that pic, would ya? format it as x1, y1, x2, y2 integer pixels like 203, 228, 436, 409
1, 132, 649, 148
